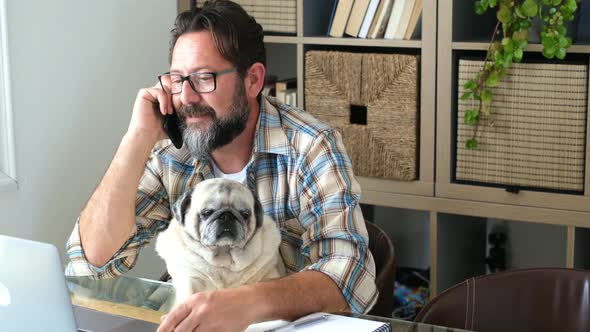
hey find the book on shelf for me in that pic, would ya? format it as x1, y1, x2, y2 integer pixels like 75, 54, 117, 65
394, 0, 416, 39
275, 77, 296, 92
326, 0, 340, 36
403, 0, 423, 40
358, 0, 381, 38
383, 0, 404, 39
276, 88, 297, 107
275, 78, 297, 107
344, 0, 371, 37
384, 0, 416, 39
367, 0, 394, 39
285, 89, 298, 107
328, 0, 355, 38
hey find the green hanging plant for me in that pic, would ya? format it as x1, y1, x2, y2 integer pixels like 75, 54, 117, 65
463, 0, 580, 150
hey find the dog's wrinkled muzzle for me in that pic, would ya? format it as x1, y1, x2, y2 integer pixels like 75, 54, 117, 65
201, 208, 248, 247
212, 210, 241, 240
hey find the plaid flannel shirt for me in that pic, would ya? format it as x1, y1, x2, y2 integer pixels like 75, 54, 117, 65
66, 96, 378, 314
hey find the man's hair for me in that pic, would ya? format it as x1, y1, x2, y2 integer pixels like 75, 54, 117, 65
169, 0, 266, 78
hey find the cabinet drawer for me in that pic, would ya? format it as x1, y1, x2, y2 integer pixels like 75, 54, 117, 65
456, 58, 588, 194
305, 50, 420, 182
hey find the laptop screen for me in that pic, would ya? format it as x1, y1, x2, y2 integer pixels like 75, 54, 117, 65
0, 234, 78, 332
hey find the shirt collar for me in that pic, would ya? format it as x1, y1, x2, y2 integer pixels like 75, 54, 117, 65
252, 96, 291, 156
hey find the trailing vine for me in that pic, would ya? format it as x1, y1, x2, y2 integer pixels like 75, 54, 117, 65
463, 0, 579, 150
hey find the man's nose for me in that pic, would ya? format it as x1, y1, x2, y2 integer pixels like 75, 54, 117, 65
179, 80, 202, 106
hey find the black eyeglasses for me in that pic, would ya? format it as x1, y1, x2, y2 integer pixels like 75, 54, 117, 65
158, 67, 238, 94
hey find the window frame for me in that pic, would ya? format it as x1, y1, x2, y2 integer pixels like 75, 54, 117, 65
0, 0, 17, 191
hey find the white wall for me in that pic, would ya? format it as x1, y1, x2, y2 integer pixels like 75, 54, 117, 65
0, 0, 176, 279
374, 207, 430, 269
487, 218, 566, 270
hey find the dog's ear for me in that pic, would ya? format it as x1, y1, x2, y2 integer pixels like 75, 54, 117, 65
173, 187, 193, 225
251, 190, 264, 228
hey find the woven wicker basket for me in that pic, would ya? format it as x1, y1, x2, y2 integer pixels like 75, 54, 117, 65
305, 51, 419, 181
456, 59, 588, 192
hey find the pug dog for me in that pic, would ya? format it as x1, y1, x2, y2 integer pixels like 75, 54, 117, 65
155, 178, 286, 306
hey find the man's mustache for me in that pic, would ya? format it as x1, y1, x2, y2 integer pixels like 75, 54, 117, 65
179, 104, 216, 118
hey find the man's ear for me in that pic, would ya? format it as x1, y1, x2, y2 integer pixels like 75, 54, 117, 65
251, 191, 264, 228
173, 187, 193, 225
245, 62, 266, 99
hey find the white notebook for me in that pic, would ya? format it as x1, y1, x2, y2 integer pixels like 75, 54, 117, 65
246, 312, 391, 332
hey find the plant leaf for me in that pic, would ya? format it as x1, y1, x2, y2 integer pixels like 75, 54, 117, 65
543, 48, 556, 59
521, 0, 539, 17
466, 138, 478, 150
497, 5, 513, 23
464, 109, 480, 126
486, 71, 501, 87
461, 92, 473, 100
514, 48, 523, 61
564, 0, 578, 12
464, 80, 477, 91
481, 89, 492, 104
556, 47, 567, 59
558, 36, 569, 47
475, 0, 488, 15
514, 6, 526, 18
512, 29, 528, 42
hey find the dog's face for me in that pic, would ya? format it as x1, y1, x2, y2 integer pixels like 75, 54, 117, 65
173, 178, 264, 249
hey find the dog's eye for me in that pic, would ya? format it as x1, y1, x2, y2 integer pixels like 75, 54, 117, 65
240, 210, 251, 219
201, 209, 214, 218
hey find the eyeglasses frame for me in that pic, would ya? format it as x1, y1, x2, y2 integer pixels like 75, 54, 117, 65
158, 67, 238, 95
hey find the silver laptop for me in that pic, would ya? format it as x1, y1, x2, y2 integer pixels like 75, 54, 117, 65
0, 234, 78, 331
0, 234, 159, 332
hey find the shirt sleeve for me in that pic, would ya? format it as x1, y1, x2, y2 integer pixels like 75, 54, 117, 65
297, 129, 378, 314
65, 151, 171, 278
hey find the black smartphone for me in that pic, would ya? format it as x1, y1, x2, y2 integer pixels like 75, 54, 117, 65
155, 102, 183, 149
163, 113, 183, 149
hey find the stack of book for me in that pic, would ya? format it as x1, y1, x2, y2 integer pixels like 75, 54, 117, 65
196, 0, 296, 35
275, 78, 297, 107
263, 76, 297, 107
328, 0, 423, 40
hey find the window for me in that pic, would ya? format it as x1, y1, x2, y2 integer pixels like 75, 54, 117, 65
0, 0, 16, 191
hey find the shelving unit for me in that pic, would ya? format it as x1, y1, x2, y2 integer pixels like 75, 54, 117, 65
434, 1, 590, 294
252, 0, 436, 199
178, 0, 590, 299
438, 2, 590, 213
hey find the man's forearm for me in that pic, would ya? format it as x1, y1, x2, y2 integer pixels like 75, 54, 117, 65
79, 130, 157, 267
243, 270, 349, 322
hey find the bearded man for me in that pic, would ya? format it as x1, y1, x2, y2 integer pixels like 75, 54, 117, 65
65, 1, 377, 331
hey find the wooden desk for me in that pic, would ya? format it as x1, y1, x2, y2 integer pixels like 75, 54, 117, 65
66, 275, 471, 331
71, 295, 162, 324
67, 274, 173, 324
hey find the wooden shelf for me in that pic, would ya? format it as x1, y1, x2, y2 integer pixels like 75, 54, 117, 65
263, 36, 422, 49
263, 35, 299, 44
361, 190, 590, 228
452, 41, 590, 54
302, 37, 421, 48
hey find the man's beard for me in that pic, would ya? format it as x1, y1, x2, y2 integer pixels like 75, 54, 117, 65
178, 82, 249, 160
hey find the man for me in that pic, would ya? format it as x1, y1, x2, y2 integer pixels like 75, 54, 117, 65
66, 1, 377, 331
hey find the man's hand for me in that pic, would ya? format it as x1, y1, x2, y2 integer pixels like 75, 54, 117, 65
156, 271, 348, 332
127, 84, 174, 145
157, 288, 257, 332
